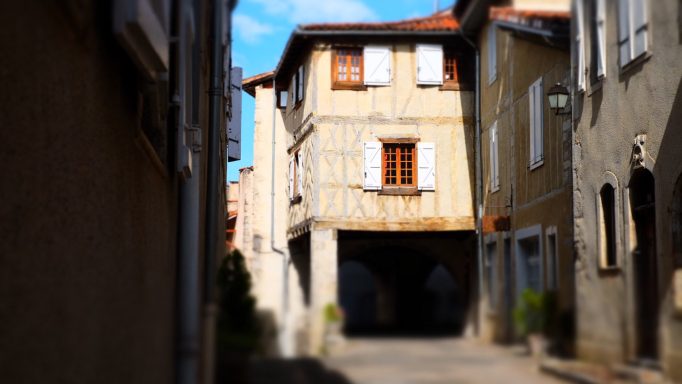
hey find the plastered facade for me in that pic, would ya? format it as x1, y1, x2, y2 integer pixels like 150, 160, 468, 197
572, 0, 682, 378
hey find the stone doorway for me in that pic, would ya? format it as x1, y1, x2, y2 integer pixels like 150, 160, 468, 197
629, 169, 659, 361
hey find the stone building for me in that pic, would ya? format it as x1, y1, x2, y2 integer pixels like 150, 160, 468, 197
242, 11, 479, 355
571, 0, 682, 378
0, 1, 235, 383
454, 0, 575, 352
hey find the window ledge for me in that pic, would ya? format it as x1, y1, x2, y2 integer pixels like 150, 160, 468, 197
439, 82, 468, 91
290, 195, 302, 205
598, 265, 621, 275
588, 76, 604, 96
529, 159, 544, 171
491, 185, 500, 194
331, 83, 367, 91
619, 51, 652, 77
378, 187, 421, 196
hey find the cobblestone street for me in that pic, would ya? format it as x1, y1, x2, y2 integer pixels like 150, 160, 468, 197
250, 337, 564, 384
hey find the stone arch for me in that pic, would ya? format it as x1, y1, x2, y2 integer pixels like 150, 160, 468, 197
338, 261, 377, 329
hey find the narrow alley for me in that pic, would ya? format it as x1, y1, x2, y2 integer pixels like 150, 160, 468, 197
249, 338, 562, 384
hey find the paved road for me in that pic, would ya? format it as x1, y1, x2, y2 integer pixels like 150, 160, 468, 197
248, 337, 565, 384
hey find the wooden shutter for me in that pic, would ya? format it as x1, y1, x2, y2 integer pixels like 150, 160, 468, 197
296, 65, 304, 102
416, 45, 443, 85
576, 0, 585, 91
488, 26, 497, 83
618, 0, 631, 67
417, 142, 436, 191
363, 46, 391, 85
596, 0, 606, 77
529, 78, 543, 166
490, 122, 498, 189
289, 156, 295, 200
632, 0, 648, 59
297, 151, 304, 197
228, 67, 242, 161
363, 142, 382, 190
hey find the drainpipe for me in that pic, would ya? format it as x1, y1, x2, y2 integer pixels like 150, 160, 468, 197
459, 31, 483, 336
270, 78, 292, 356
177, 1, 201, 383
201, 0, 225, 381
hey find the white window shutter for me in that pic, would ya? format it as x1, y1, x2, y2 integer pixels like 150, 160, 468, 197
297, 65, 304, 102
363, 142, 382, 190
494, 125, 499, 187
363, 46, 391, 85
416, 44, 443, 85
418, 142, 436, 191
297, 151, 304, 197
596, 0, 606, 78
488, 26, 497, 83
489, 128, 495, 189
576, 0, 585, 91
632, 0, 648, 59
534, 79, 544, 163
529, 83, 536, 163
288, 156, 295, 200
618, 0, 631, 67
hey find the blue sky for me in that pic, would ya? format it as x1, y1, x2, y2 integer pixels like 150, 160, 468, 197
227, 0, 455, 181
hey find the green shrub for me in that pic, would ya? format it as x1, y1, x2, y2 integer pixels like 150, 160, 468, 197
216, 249, 260, 351
323, 303, 343, 324
513, 288, 551, 337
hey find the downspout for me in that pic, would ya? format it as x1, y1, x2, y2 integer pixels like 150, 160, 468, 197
177, 1, 201, 382
270, 78, 291, 356
201, 0, 225, 381
459, 31, 483, 336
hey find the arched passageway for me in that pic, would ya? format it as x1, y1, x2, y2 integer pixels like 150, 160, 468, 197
337, 231, 474, 337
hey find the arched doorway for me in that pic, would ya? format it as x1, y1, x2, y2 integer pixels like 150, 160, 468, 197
629, 169, 659, 360
339, 261, 377, 329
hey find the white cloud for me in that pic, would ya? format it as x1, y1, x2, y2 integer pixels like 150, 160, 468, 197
233, 14, 274, 44
248, 0, 377, 24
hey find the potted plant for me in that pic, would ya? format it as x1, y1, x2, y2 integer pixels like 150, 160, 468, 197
513, 288, 550, 358
322, 303, 344, 354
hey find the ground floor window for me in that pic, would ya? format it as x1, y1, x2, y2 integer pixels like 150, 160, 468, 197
517, 232, 542, 294
486, 241, 498, 309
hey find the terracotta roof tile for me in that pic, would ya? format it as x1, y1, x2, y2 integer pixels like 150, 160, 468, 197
242, 71, 274, 97
300, 11, 459, 32
490, 6, 570, 22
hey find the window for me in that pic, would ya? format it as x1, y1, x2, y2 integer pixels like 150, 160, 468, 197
277, 90, 288, 109
488, 25, 497, 84
528, 78, 544, 169
292, 65, 305, 105
333, 48, 363, 89
363, 141, 436, 192
486, 241, 498, 309
590, 0, 606, 83
546, 227, 558, 290
332, 46, 391, 89
289, 149, 303, 202
599, 184, 618, 268
489, 122, 499, 192
518, 236, 542, 293
383, 143, 416, 187
416, 44, 444, 85
618, 0, 648, 68
444, 53, 458, 83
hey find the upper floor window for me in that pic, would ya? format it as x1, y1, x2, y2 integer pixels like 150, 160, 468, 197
383, 143, 416, 187
332, 46, 391, 90
618, 0, 649, 68
487, 25, 497, 84
590, 0, 606, 83
289, 149, 303, 203
363, 141, 435, 193
528, 77, 544, 169
292, 65, 305, 106
489, 122, 499, 192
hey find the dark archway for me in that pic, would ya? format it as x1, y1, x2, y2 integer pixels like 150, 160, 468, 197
629, 168, 659, 360
339, 245, 464, 336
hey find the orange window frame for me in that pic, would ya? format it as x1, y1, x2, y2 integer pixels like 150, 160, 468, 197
382, 143, 416, 187
443, 53, 458, 84
332, 48, 364, 90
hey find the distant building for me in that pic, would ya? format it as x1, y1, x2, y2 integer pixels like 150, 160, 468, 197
571, 0, 682, 378
243, 10, 478, 355
455, 0, 574, 352
0, 1, 236, 383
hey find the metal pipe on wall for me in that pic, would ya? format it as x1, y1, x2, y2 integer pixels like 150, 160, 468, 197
270, 78, 292, 357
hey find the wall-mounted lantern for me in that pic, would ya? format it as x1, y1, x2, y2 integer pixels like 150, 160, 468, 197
547, 83, 570, 115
